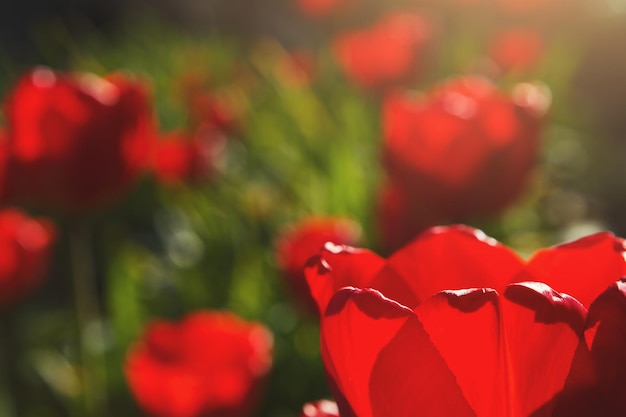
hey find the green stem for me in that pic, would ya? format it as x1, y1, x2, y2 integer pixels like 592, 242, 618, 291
70, 220, 108, 417
0, 313, 18, 417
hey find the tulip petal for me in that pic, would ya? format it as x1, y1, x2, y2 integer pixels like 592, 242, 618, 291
580, 279, 626, 416
525, 232, 626, 308
320, 287, 418, 417
305, 244, 386, 315
412, 288, 503, 417
322, 286, 485, 417
502, 282, 589, 416
372, 225, 523, 308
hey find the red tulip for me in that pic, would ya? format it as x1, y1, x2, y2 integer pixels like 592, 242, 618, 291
375, 182, 448, 252
0, 209, 56, 307
333, 13, 432, 89
125, 311, 273, 417
276, 217, 361, 313
3, 67, 156, 212
305, 225, 626, 416
152, 129, 226, 186
300, 400, 340, 417
489, 28, 544, 73
383, 76, 550, 221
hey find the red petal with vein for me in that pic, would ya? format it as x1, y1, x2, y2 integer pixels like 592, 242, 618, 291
371, 225, 523, 308
320, 288, 415, 417
525, 232, 626, 308
502, 282, 589, 416
413, 289, 502, 417
304, 244, 385, 315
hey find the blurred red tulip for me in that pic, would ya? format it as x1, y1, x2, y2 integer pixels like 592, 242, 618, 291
489, 27, 544, 73
296, 0, 359, 18
305, 225, 626, 416
383, 76, 550, 222
333, 13, 432, 89
376, 182, 447, 252
152, 129, 226, 186
125, 311, 273, 417
0, 209, 56, 307
3, 67, 156, 212
276, 217, 361, 313
300, 400, 340, 417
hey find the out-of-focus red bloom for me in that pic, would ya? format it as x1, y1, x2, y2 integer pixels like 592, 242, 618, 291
0, 209, 55, 307
152, 129, 226, 186
333, 13, 432, 89
376, 182, 447, 252
3, 67, 156, 212
125, 311, 273, 417
296, 0, 359, 18
276, 217, 361, 313
489, 28, 545, 73
305, 225, 626, 417
180, 74, 243, 136
187, 92, 242, 136
300, 400, 340, 417
383, 76, 550, 222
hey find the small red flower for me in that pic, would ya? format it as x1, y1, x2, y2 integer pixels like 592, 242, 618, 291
300, 400, 340, 417
383, 76, 550, 222
3, 67, 156, 212
489, 27, 545, 73
0, 208, 56, 307
305, 225, 626, 416
180, 75, 244, 137
276, 217, 361, 313
152, 129, 226, 186
125, 311, 273, 417
333, 13, 432, 89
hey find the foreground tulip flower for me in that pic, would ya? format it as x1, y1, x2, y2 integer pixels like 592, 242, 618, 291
383, 76, 549, 225
3, 67, 155, 212
333, 13, 432, 89
152, 129, 225, 186
305, 225, 626, 417
125, 311, 273, 417
276, 217, 361, 313
0, 209, 56, 307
